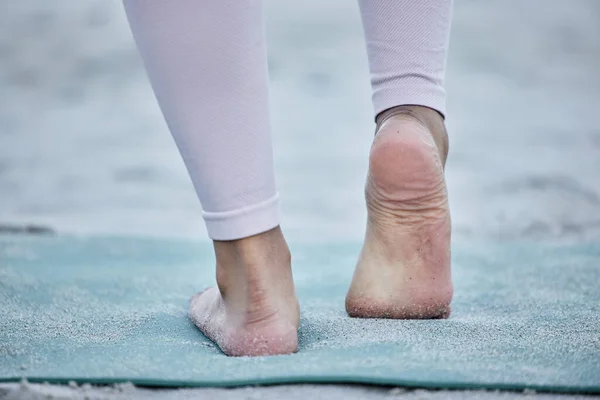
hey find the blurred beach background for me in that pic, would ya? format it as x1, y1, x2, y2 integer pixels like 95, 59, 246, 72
0, 0, 599, 398
1, 0, 599, 243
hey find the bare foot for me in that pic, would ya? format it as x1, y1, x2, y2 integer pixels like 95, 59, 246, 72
189, 227, 299, 356
346, 106, 453, 319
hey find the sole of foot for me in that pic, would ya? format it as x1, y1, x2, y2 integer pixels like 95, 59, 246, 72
189, 227, 300, 356
346, 106, 453, 319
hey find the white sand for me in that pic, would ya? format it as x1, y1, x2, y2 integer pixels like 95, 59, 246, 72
0, 380, 594, 400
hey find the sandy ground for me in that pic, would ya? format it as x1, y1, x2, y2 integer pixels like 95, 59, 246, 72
0, 0, 599, 399
0, 380, 596, 400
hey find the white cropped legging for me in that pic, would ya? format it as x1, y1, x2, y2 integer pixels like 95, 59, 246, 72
123, 1, 452, 241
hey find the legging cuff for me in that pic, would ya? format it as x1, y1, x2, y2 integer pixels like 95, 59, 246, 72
202, 194, 280, 240
373, 82, 447, 120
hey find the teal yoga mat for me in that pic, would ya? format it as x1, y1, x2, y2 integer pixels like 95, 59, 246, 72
1, 235, 599, 393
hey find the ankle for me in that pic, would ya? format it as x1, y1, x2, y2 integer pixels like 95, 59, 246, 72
214, 227, 290, 268
375, 105, 449, 165
213, 227, 292, 300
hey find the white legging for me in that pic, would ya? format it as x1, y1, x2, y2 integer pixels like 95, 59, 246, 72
123, 0, 452, 240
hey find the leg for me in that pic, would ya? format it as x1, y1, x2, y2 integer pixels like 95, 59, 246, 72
123, 0, 299, 356
346, 0, 454, 318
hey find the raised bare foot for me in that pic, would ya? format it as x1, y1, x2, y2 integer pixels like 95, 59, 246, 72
346, 105, 453, 319
189, 227, 299, 356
